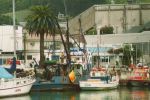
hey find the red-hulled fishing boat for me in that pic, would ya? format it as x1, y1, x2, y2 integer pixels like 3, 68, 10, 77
128, 66, 150, 86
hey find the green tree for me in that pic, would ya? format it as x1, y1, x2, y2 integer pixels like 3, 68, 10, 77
122, 44, 142, 66
131, 44, 142, 64
122, 45, 132, 66
107, 44, 142, 66
0, 15, 13, 25
100, 26, 114, 34
86, 27, 97, 35
25, 5, 61, 68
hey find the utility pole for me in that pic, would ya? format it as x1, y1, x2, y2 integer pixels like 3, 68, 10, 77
23, 32, 26, 63
146, 40, 150, 65
136, 43, 137, 64
142, 42, 144, 64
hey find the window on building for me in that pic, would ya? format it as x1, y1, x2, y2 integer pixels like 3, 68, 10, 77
27, 55, 32, 60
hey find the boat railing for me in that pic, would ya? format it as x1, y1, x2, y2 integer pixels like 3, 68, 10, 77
0, 74, 35, 89
0, 72, 35, 83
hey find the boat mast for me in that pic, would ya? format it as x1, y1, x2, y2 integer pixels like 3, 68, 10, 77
12, 0, 16, 58
96, 25, 100, 68
63, 0, 71, 67
97, 33, 100, 67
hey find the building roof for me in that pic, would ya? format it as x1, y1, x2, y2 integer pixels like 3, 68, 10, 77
126, 26, 143, 33
126, 21, 150, 33
70, 34, 87, 44
87, 47, 112, 53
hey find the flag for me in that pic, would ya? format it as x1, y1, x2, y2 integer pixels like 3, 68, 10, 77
69, 70, 76, 83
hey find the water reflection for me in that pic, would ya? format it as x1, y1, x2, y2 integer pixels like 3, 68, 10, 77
30, 91, 80, 100
1, 87, 150, 100
81, 87, 150, 100
30, 87, 150, 100
79, 90, 119, 100
120, 87, 150, 100
0, 94, 31, 100
79, 87, 150, 100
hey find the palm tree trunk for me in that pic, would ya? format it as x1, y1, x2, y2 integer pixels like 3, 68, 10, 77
52, 34, 55, 54
39, 33, 45, 68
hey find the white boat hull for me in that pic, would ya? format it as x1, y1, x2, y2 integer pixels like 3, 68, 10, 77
79, 80, 119, 90
0, 76, 35, 97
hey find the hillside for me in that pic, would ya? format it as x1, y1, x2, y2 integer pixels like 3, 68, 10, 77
5, 10, 30, 22
0, 0, 150, 22
0, 0, 107, 15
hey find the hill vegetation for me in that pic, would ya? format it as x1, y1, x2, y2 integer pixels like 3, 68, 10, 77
0, 0, 107, 15
0, 0, 149, 24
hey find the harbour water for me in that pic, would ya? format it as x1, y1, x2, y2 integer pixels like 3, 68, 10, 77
1, 86, 150, 100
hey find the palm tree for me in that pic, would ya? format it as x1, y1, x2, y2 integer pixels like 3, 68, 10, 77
25, 5, 62, 68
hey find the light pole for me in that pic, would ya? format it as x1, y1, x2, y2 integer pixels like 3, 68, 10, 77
13, 0, 16, 58
148, 40, 150, 57
146, 40, 150, 65
130, 44, 134, 64
136, 43, 137, 64
141, 42, 144, 65
136, 37, 139, 64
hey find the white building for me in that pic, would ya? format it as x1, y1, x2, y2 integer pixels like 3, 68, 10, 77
69, 4, 150, 34
0, 25, 23, 65
68, 4, 150, 66
85, 31, 150, 66
0, 25, 23, 52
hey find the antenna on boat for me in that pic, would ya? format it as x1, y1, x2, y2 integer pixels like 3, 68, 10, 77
12, 0, 16, 58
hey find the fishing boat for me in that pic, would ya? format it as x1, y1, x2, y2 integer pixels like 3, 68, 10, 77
0, 57, 36, 97
128, 66, 150, 86
79, 67, 119, 90
31, 62, 84, 91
